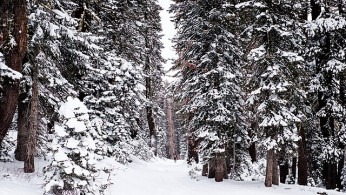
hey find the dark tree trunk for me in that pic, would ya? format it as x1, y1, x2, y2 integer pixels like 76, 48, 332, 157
215, 157, 225, 182
248, 142, 257, 163
146, 77, 157, 156
265, 149, 274, 187
208, 158, 216, 179
292, 157, 297, 180
272, 151, 279, 185
0, 0, 28, 144
202, 163, 208, 176
326, 163, 337, 189
311, 0, 321, 20
24, 62, 38, 173
298, 127, 308, 185
280, 162, 289, 184
223, 159, 229, 179
248, 122, 257, 163
187, 135, 198, 164
15, 95, 30, 161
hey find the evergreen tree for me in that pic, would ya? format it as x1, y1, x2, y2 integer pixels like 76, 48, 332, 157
305, 0, 346, 189
240, 0, 306, 187
171, 0, 247, 182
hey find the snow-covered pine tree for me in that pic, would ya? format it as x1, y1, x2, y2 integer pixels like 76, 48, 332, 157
171, 0, 247, 182
137, 0, 165, 156
240, 0, 306, 187
305, 0, 346, 189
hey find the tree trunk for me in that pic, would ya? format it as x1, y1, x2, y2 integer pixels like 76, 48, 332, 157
146, 82, 157, 156
187, 135, 199, 164
223, 159, 229, 179
248, 142, 257, 163
0, 0, 28, 144
208, 158, 216, 179
15, 95, 30, 161
280, 162, 289, 183
292, 157, 297, 180
265, 149, 274, 187
272, 151, 279, 185
215, 157, 225, 182
202, 163, 208, 176
326, 163, 337, 189
166, 98, 175, 159
249, 122, 257, 163
298, 126, 308, 185
24, 62, 38, 173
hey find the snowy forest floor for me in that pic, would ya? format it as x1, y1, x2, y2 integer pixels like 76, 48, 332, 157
1, 157, 346, 195
108, 157, 344, 195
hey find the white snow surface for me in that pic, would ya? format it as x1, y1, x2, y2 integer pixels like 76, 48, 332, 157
108, 157, 344, 195
58, 96, 89, 119
0, 158, 46, 195
1, 157, 346, 195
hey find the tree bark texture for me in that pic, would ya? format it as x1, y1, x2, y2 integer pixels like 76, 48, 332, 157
166, 98, 176, 159
146, 77, 157, 156
272, 151, 279, 185
202, 163, 208, 176
208, 158, 216, 179
0, 0, 28, 144
215, 157, 225, 182
24, 62, 38, 173
187, 135, 199, 164
298, 126, 308, 185
15, 94, 30, 161
223, 159, 229, 179
265, 149, 274, 187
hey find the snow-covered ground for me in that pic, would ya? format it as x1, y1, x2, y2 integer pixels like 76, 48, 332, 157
108, 157, 344, 195
1, 156, 345, 195
0, 158, 45, 195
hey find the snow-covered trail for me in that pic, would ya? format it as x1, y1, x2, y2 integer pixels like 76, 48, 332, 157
108, 157, 343, 195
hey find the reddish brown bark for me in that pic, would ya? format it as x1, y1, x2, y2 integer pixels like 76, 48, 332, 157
0, 0, 28, 144
215, 157, 225, 182
208, 158, 216, 178
272, 152, 279, 185
265, 149, 273, 187
24, 63, 38, 173
166, 98, 176, 159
